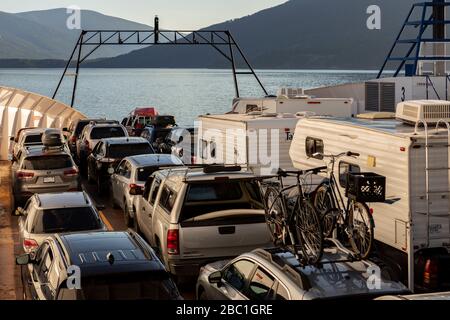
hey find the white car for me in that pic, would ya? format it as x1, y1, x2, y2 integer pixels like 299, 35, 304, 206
11, 128, 46, 160
111, 154, 184, 227
15, 192, 107, 253
134, 165, 272, 280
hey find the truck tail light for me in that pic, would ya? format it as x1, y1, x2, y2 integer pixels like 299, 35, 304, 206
129, 184, 143, 195
17, 171, 34, 180
424, 258, 439, 288
191, 155, 197, 164
23, 238, 39, 252
167, 229, 179, 255
64, 168, 79, 176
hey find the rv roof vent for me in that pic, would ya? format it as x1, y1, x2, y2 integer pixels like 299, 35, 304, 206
247, 111, 263, 116
296, 111, 316, 118
277, 87, 304, 99
259, 113, 278, 118
276, 113, 296, 119
396, 100, 450, 124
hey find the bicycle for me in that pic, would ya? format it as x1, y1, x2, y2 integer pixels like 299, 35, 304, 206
312, 151, 383, 259
258, 166, 327, 265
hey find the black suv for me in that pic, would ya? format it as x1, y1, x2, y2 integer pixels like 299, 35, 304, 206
87, 137, 154, 193
16, 231, 182, 300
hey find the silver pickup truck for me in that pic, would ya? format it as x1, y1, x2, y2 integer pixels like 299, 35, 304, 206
134, 166, 272, 279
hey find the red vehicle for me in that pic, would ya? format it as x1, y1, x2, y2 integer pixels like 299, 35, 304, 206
121, 107, 158, 136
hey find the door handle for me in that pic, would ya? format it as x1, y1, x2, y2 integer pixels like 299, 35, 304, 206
219, 226, 235, 235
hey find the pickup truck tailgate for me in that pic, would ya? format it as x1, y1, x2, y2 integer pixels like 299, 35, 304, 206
179, 209, 271, 259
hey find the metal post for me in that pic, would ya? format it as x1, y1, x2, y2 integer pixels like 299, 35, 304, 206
227, 34, 239, 98
52, 33, 83, 99
413, 5, 428, 75
228, 33, 268, 96
71, 33, 84, 108
377, 6, 415, 79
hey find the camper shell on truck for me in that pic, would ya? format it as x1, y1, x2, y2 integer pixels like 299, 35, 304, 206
288, 100, 450, 292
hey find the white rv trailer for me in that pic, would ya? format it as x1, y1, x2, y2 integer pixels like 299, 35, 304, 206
231, 87, 356, 117
289, 100, 450, 292
197, 113, 302, 176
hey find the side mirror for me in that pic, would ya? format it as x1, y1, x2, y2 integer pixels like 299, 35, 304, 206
16, 253, 31, 265
178, 136, 184, 143
10, 136, 15, 142
208, 271, 222, 284
15, 207, 25, 216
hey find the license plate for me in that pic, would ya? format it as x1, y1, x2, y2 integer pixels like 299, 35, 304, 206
43, 177, 55, 183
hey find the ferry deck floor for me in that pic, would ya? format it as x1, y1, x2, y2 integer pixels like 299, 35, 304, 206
0, 160, 194, 300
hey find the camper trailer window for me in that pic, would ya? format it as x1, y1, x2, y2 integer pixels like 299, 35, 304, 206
339, 162, 361, 188
210, 141, 217, 159
246, 104, 259, 113
305, 137, 324, 159
201, 139, 208, 160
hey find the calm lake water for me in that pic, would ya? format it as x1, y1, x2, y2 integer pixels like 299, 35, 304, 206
0, 68, 376, 126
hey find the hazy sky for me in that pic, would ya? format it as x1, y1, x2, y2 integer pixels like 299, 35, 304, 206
1, 0, 287, 29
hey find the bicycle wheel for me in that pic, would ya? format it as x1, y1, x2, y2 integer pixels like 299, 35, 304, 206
263, 186, 286, 246
314, 184, 336, 238
347, 201, 374, 259
294, 199, 324, 264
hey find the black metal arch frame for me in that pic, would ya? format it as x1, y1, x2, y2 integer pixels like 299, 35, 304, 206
52, 29, 268, 107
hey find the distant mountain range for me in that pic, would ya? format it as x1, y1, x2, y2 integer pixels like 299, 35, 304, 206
1, 0, 420, 69
0, 8, 152, 60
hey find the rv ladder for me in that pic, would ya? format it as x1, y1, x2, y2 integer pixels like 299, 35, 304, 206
415, 120, 450, 248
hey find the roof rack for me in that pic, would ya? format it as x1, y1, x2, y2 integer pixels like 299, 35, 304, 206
253, 248, 311, 290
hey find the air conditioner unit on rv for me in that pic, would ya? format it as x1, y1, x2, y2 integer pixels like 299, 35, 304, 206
277, 87, 304, 99
396, 100, 450, 124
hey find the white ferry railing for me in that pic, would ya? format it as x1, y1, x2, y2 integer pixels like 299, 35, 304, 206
0, 86, 87, 160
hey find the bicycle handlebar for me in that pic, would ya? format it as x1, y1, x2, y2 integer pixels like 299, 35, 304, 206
317, 151, 360, 159
277, 166, 327, 177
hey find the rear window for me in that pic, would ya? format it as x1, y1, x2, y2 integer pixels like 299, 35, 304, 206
90, 127, 125, 139
22, 155, 73, 170
24, 134, 43, 145
32, 207, 101, 233
75, 121, 90, 136
186, 182, 242, 202
180, 180, 263, 222
79, 273, 180, 300
107, 143, 153, 158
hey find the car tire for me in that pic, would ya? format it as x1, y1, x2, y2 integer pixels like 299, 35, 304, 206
124, 203, 134, 228
97, 177, 104, 195
87, 167, 95, 184
198, 289, 208, 301
133, 214, 141, 234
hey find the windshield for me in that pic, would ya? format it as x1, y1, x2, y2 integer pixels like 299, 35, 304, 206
107, 143, 153, 158
79, 274, 180, 300
24, 134, 43, 145
33, 207, 101, 233
22, 155, 73, 170
90, 127, 125, 140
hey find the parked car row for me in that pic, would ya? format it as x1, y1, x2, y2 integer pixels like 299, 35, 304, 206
8, 109, 434, 300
